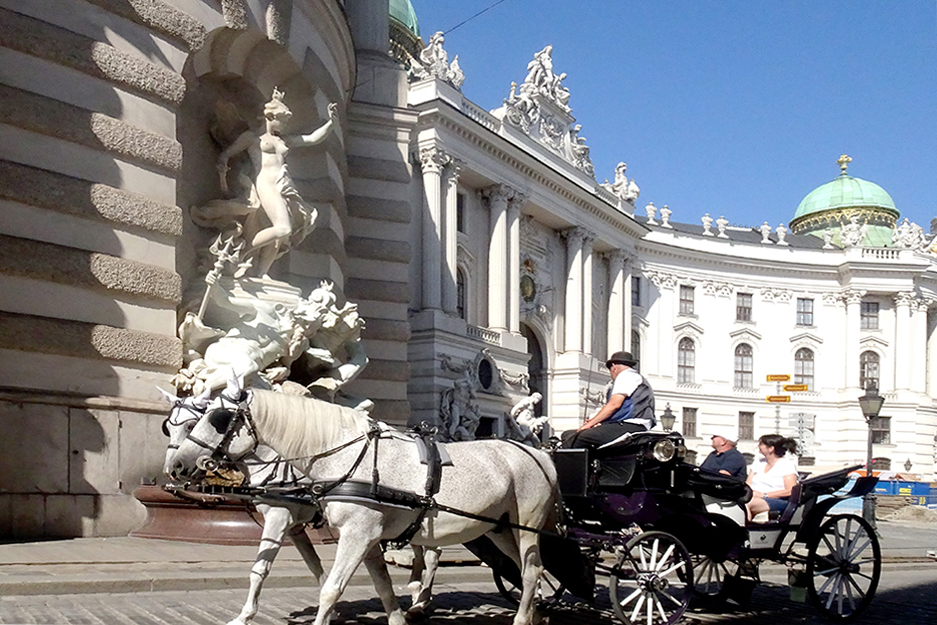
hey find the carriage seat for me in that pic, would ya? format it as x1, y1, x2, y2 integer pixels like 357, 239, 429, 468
749, 482, 804, 525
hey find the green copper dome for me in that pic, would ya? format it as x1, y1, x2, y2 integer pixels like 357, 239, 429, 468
789, 155, 899, 247
389, 0, 419, 38
794, 173, 896, 219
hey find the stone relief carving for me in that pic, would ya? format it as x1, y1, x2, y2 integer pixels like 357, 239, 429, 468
581, 386, 606, 407
499, 367, 530, 392
438, 352, 473, 376
760, 287, 792, 303
821, 292, 841, 306
601, 162, 640, 205
702, 281, 733, 297
439, 369, 480, 441
645, 270, 678, 290
416, 31, 465, 89
192, 88, 338, 279
498, 45, 594, 178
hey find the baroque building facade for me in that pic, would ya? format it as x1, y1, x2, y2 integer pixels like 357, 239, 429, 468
0, 0, 934, 539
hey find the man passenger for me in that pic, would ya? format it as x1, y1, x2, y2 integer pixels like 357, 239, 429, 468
699, 428, 747, 480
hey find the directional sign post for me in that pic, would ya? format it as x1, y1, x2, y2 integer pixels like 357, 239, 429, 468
783, 384, 809, 392
767, 375, 791, 432
766, 395, 792, 403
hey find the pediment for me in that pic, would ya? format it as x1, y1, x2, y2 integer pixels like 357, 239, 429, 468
729, 328, 762, 342
860, 335, 889, 349
673, 321, 705, 335
789, 333, 823, 345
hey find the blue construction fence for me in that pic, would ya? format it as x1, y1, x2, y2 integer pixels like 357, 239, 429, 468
824, 478, 937, 514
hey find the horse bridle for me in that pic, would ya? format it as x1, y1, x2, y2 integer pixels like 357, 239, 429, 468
183, 390, 260, 467
162, 399, 206, 450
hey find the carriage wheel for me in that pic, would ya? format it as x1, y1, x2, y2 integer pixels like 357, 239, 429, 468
691, 556, 738, 599
806, 514, 881, 620
609, 531, 693, 625
492, 567, 566, 607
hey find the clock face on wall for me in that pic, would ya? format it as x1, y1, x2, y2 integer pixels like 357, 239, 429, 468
520, 275, 537, 302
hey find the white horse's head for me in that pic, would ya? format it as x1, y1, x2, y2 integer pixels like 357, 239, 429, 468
168, 372, 258, 480
159, 387, 211, 477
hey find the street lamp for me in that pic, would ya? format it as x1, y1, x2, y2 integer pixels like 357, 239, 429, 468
858, 383, 885, 528
660, 403, 676, 432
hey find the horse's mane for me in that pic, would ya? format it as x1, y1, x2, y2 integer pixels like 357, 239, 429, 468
250, 390, 370, 462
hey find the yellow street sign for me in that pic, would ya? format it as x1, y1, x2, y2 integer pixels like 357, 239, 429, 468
766, 395, 791, 403
766, 374, 791, 382
783, 384, 809, 392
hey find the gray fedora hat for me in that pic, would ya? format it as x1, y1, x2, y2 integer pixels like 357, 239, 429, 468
605, 351, 638, 368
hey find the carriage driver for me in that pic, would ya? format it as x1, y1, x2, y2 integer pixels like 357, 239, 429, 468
561, 351, 656, 449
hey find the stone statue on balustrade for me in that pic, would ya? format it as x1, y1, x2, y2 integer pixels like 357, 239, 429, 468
602, 162, 640, 205
892, 218, 930, 252
416, 31, 465, 90
504, 392, 546, 447
440, 371, 481, 442
191, 88, 338, 279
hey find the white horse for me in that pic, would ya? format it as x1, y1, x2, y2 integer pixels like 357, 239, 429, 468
161, 392, 440, 624
170, 381, 560, 625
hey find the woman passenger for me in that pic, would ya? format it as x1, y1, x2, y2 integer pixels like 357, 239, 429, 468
746, 434, 798, 521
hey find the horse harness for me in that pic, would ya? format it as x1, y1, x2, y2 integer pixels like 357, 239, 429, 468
185, 395, 549, 542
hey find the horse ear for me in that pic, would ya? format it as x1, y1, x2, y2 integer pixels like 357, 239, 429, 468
156, 386, 177, 404
225, 368, 244, 398
194, 388, 212, 409
207, 408, 234, 434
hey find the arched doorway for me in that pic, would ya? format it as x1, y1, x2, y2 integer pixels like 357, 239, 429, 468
521, 323, 548, 419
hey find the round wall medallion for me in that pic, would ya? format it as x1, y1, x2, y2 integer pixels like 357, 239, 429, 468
520, 275, 537, 301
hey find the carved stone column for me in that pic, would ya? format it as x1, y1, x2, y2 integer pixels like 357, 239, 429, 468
607, 250, 627, 352
483, 184, 514, 331
507, 193, 525, 333
419, 147, 449, 310
582, 232, 594, 355
894, 292, 914, 390
441, 159, 462, 315
563, 227, 586, 353
844, 290, 865, 388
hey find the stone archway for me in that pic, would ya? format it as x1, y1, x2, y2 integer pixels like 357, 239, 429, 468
521, 323, 548, 419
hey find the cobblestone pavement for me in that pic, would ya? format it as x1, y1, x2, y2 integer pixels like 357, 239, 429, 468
2, 564, 936, 625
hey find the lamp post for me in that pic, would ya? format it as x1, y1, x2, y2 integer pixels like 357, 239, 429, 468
660, 403, 676, 432
858, 384, 885, 529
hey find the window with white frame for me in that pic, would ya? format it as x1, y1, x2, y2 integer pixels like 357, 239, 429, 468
737, 292, 753, 321
796, 298, 814, 326
632, 277, 642, 307
679, 285, 695, 315
682, 407, 697, 438
734, 343, 753, 388
860, 350, 880, 390
860, 301, 879, 330
678, 337, 695, 383
794, 347, 814, 390
738, 411, 755, 440
870, 416, 891, 445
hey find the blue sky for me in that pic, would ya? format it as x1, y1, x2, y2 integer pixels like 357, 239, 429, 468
408, 1, 936, 232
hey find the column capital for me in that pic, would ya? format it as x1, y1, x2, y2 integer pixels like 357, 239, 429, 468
561, 225, 588, 245
419, 146, 450, 174
443, 157, 463, 182
481, 183, 517, 204
894, 291, 916, 307
842, 289, 866, 305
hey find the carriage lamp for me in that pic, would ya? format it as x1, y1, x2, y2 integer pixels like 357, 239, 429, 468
660, 403, 676, 432
858, 383, 885, 529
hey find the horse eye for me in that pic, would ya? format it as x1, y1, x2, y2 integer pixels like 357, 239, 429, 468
161, 419, 170, 437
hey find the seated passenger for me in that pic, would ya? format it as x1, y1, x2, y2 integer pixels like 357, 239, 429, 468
561, 351, 655, 449
699, 428, 748, 480
745, 433, 798, 521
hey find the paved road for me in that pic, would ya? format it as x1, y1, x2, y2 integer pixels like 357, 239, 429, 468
2, 561, 935, 625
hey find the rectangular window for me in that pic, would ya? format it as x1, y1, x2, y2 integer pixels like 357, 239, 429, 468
870, 416, 891, 445
796, 298, 814, 326
861, 302, 879, 330
738, 411, 755, 441
682, 407, 697, 438
632, 277, 642, 307
456, 193, 466, 233
737, 292, 752, 322
631, 329, 641, 370
679, 285, 695, 315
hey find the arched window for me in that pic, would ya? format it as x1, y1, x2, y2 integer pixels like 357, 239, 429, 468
734, 343, 753, 388
677, 337, 695, 383
456, 268, 466, 320
860, 351, 880, 390
794, 348, 814, 390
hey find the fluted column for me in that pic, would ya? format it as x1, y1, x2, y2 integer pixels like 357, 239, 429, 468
507, 193, 525, 333
895, 292, 914, 390
844, 290, 865, 388
441, 159, 462, 315
482, 184, 514, 331
607, 250, 627, 352
912, 298, 929, 392
563, 227, 586, 353
419, 147, 449, 310
582, 233, 594, 355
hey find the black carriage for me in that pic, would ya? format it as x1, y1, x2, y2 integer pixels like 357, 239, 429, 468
495, 430, 881, 625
